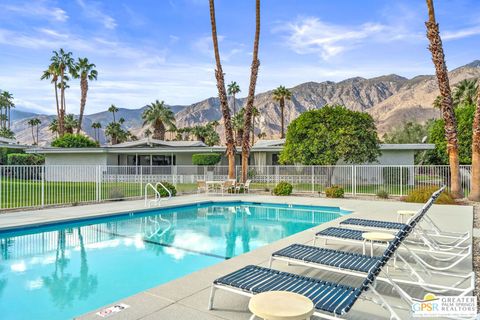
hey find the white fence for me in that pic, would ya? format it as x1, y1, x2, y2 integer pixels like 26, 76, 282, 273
0, 165, 472, 210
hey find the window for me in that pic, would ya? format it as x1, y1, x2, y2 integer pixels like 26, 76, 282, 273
272, 153, 280, 165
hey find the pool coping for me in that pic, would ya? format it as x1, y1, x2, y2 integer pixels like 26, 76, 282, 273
0, 194, 474, 320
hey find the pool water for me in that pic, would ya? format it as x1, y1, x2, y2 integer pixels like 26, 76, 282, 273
0, 201, 350, 319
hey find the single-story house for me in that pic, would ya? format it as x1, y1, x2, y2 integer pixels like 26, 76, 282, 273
26, 138, 434, 167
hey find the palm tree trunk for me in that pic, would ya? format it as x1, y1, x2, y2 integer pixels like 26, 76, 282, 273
209, 0, 236, 179
232, 94, 236, 115
280, 98, 285, 139
77, 76, 88, 134
8, 107, 11, 129
241, 0, 261, 183
251, 117, 255, 145
469, 80, 480, 201
58, 69, 65, 136
36, 125, 39, 145
31, 125, 35, 145
53, 78, 60, 131
425, 0, 462, 198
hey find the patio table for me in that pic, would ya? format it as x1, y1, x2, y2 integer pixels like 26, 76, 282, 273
205, 181, 224, 194
248, 291, 314, 320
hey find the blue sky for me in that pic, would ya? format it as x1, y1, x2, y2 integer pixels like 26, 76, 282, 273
0, 0, 479, 115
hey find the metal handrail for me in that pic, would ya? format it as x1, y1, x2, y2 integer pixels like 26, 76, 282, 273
144, 182, 172, 207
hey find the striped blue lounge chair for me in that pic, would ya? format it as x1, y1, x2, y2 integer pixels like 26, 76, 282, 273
313, 187, 472, 271
208, 225, 408, 319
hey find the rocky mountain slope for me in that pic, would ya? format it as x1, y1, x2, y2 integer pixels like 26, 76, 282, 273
9, 60, 480, 146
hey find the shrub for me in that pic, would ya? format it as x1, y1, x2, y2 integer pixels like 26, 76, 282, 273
404, 186, 455, 205
108, 187, 125, 200
7, 153, 45, 165
192, 153, 222, 166
157, 181, 177, 197
382, 167, 409, 185
273, 181, 293, 196
376, 189, 389, 199
51, 133, 99, 148
325, 185, 345, 198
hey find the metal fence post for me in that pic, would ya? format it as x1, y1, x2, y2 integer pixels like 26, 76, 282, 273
311, 166, 315, 193
353, 165, 357, 197
41, 166, 45, 207
140, 166, 143, 197
400, 165, 403, 196
95, 166, 100, 202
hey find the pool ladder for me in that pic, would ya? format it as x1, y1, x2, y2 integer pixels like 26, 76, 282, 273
144, 182, 172, 207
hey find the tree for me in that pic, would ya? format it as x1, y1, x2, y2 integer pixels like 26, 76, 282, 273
49, 49, 75, 136
51, 133, 98, 148
108, 104, 119, 123
105, 122, 128, 145
425, 0, 462, 198
41, 64, 60, 131
49, 119, 59, 137
142, 100, 175, 140
232, 108, 244, 146
191, 122, 220, 146
251, 106, 260, 145
72, 58, 98, 133
425, 104, 474, 165
280, 106, 381, 185
27, 118, 41, 145
227, 81, 241, 115
240, 0, 261, 182
209, 0, 236, 179
64, 114, 79, 134
257, 132, 267, 140
0, 91, 14, 129
470, 79, 480, 201
144, 128, 152, 138
453, 79, 478, 107
91, 122, 102, 142
272, 86, 292, 139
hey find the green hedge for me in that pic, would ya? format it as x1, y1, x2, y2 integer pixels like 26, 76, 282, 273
51, 133, 99, 148
192, 153, 222, 165
157, 181, 177, 197
325, 185, 344, 198
7, 153, 45, 165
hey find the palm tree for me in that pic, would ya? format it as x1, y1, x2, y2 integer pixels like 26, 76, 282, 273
425, 0, 462, 198
257, 132, 267, 140
50, 49, 74, 136
27, 118, 41, 145
209, 0, 236, 179
72, 58, 98, 133
469, 80, 480, 201
142, 100, 175, 140
240, 0, 261, 183
91, 122, 101, 142
453, 79, 478, 107
0, 91, 14, 129
108, 104, 119, 123
144, 128, 152, 138
41, 64, 60, 127
227, 81, 241, 115
251, 106, 260, 145
49, 119, 58, 137
64, 114, 79, 134
0, 114, 7, 130
232, 109, 244, 146
272, 86, 292, 139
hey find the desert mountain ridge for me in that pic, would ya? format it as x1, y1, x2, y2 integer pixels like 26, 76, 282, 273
8, 60, 480, 146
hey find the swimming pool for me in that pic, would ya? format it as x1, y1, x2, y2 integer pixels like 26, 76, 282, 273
0, 201, 351, 319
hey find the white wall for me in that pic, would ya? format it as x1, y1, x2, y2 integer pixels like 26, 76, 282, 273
45, 153, 107, 182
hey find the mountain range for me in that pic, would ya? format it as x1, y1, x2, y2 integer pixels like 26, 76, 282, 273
9, 60, 480, 146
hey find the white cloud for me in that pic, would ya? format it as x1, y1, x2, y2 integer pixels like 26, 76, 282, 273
192, 35, 243, 62
76, 0, 117, 30
443, 25, 480, 40
2, 2, 68, 22
276, 17, 386, 60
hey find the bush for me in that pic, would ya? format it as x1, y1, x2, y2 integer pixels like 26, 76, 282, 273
376, 189, 389, 199
382, 167, 409, 185
157, 181, 177, 197
404, 186, 455, 205
51, 133, 99, 148
325, 185, 345, 198
108, 187, 125, 200
192, 153, 222, 166
273, 181, 293, 196
7, 153, 45, 165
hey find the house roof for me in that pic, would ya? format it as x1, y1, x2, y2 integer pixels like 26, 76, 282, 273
0, 136, 17, 144
109, 138, 207, 148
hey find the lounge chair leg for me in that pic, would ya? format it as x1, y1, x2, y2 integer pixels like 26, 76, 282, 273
249, 315, 256, 320
312, 237, 316, 246
268, 257, 273, 268
324, 238, 327, 246
208, 286, 216, 310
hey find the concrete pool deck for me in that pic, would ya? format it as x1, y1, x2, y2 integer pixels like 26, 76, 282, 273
0, 194, 474, 319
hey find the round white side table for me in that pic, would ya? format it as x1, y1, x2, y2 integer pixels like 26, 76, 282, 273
248, 291, 314, 320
